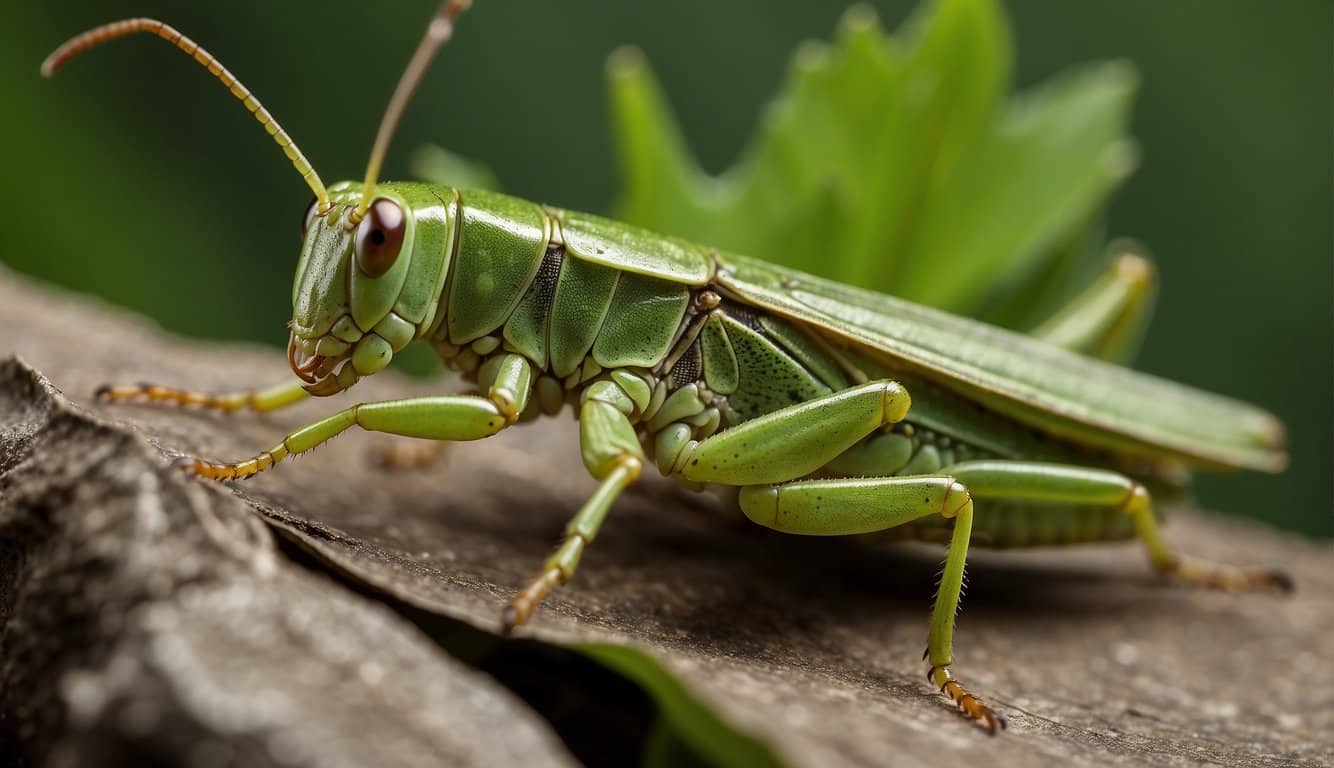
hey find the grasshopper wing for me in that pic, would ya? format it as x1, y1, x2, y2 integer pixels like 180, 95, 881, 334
717, 253, 1286, 473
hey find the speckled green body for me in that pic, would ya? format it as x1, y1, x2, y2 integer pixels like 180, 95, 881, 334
288, 180, 1284, 549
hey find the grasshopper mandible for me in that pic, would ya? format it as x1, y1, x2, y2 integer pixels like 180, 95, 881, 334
43, 1, 1292, 733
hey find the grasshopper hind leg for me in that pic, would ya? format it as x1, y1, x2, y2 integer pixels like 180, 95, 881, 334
735, 460, 1295, 734
1030, 249, 1156, 364
736, 475, 1006, 733
671, 380, 1009, 732
1120, 484, 1294, 591
935, 461, 1294, 593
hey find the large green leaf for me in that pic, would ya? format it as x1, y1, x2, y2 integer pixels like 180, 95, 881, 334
608, 0, 1138, 322
894, 62, 1139, 311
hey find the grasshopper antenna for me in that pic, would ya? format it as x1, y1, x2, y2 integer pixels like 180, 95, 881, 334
353, 0, 473, 224
42, 18, 331, 213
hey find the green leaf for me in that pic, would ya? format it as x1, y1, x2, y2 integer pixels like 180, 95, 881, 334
607, 0, 1137, 323
575, 643, 784, 768
894, 62, 1139, 312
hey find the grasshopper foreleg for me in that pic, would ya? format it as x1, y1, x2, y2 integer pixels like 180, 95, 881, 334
175, 353, 533, 480
176, 394, 510, 480
375, 353, 535, 472
95, 379, 309, 413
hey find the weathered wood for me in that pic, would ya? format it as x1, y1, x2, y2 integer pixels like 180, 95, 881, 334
2, 267, 1330, 767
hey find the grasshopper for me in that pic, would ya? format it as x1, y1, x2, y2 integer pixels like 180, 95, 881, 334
43, 2, 1291, 733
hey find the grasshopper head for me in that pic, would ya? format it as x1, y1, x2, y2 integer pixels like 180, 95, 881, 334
42, 4, 473, 398
289, 182, 455, 396
285, 0, 471, 396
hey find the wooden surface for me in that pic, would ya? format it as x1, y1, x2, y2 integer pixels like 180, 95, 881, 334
2, 268, 1331, 767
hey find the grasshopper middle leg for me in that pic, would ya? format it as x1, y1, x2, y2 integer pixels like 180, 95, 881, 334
505, 379, 912, 630
504, 379, 646, 631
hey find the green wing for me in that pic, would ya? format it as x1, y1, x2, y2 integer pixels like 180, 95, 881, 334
555, 209, 713, 285
717, 253, 1286, 472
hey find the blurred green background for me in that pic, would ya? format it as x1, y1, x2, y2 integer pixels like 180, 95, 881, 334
3, 1, 1329, 537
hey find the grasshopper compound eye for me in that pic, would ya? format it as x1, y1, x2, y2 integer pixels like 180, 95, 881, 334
301, 198, 319, 237
354, 197, 405, 277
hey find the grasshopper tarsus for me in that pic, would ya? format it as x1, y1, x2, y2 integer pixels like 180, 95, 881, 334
156, 457, 188, 480
1266, 567, 1296, 593
1159, 556, 1297, 593
95, 381, 194, 408
168, 456, 199, 475
930, 664, 1006, 735
168, 455, 249, 483
499, 606, 520, 636
504, 569, 562, 634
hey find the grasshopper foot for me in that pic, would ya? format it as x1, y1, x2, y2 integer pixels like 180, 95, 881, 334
95, 381, 243, 412
1266, 567, 1296, 593
171, 451, 281, 482
502, 569, 562, 634
1158, 556, 1295, 593
928, 665, 1007, 735
94, 380, 308, 414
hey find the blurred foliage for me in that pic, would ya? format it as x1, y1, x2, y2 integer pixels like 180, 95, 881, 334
576, 644, 783, 768
2, 0, 1328, 540
413, 143, 502, 193
609, 0, 1137, 329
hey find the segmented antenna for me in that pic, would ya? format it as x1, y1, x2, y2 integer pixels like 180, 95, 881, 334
42, 18, 331, 212
353, 0, 473, 223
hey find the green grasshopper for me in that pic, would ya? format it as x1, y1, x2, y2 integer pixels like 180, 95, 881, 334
44, 2, 1291, 733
